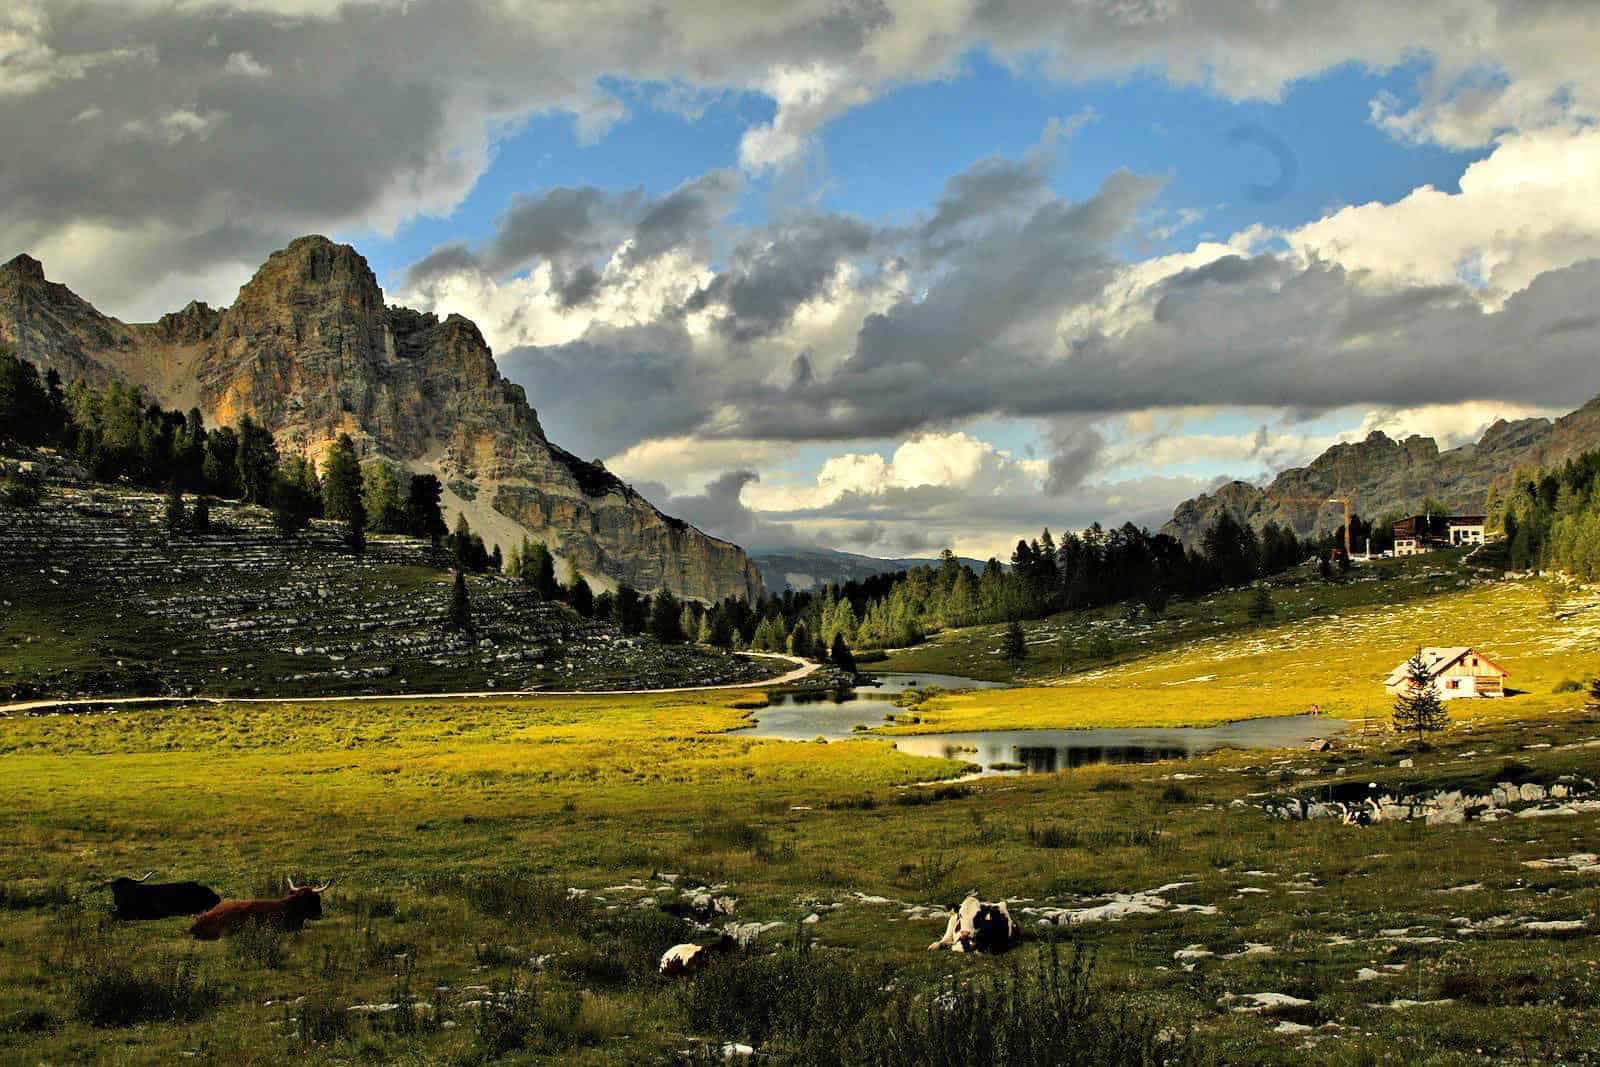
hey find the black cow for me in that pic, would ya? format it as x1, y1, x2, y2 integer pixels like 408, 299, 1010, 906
107, 872, 222, 920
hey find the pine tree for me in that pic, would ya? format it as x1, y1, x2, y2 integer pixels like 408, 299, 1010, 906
451, 512, 475, 571
830, 633, 857, 675
447, 570, 473, 634
696, 610, 714, 644
1587, 675, 1600, 712
1002, 619, 1028, 664
1247, 584, 1274, 623
404, 474, 447, 547
569, 576, 594, 618
189, 496, 211, 533
787, 620, 811, 659
1393, 649, 1449, 744
651, 589, 683, 643
320, 433, 365, 525
709, 609, 735, 650
163, 481, 186, 534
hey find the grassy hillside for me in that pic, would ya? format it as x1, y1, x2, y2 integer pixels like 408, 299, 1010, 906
0, 483, 778, 699
876, 552, 1599, 734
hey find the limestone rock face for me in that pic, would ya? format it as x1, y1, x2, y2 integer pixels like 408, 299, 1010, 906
1163, 399, 1600, 547
0, 237, 763, 603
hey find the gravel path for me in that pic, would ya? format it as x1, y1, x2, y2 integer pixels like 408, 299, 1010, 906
0, 652, 818, 715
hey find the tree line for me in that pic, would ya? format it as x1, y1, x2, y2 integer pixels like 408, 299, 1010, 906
1485, 447, 1600, 577
0, 347, 450, 546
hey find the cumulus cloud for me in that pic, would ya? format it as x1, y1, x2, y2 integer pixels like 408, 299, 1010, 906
10, 0, 1600, 320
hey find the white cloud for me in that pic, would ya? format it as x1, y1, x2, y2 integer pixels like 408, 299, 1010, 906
1282, 125, 1600, 306
222, 50, 271, 78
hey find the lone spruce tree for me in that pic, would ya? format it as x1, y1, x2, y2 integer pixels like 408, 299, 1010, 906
448, 570, 473, 634
1247, 584, 1275, 624
163, 481, 186, 534
1587, 676, 1600, 716
1002, 619, 1028, 664
830, 633, 857, 675
1393, 649, 1449, 744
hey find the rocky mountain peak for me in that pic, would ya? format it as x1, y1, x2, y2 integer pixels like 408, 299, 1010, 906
1161, 396, 1600, 548
233, 234, 385, 316
0, 237, 765, 603
1, 253, 46, 283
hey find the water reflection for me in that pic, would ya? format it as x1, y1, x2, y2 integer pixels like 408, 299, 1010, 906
739, 672, 1344, 775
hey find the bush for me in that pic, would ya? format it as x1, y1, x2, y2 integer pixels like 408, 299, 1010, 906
1025, 822, 1074, 849
70, 952, 217, 1028
0, 880, 72, 912
679, 940, 1189, 1066
840, 944, 1184, 1066
0, 469, 43, 508
472, 975, 583, 1059
553, 909, 687, 988
894, 783, 972, 806
1160, 783, 1200, 804
227, 917, 285, 969
286, 988, 351, 1046
677, 936, 885, 1053
430, 868, 592, 930
1088, 778, 1132, 793
896, 853, 961, 899
1553, 678, 1585, 693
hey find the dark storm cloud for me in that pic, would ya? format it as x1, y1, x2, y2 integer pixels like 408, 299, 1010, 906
633, 470, 803, 551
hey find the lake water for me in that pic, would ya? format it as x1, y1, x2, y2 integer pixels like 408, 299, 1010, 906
740, 672, 1345, 774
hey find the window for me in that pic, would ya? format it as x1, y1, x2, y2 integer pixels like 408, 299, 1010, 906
1446, 679, 1460, 690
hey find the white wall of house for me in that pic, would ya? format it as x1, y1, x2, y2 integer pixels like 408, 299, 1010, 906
1448, 523, 1485, 546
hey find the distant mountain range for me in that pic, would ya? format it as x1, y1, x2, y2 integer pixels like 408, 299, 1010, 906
751, 547, 992, 594
1161, 395, 1600, 547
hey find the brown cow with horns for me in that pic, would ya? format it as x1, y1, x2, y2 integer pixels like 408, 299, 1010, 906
188, 877, 332, 940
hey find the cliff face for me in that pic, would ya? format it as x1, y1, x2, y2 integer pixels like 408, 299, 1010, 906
1162, 401, 1600, 547
0, 237, 763, 603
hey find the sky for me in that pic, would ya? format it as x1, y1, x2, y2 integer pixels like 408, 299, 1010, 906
7, 2, 1600, 560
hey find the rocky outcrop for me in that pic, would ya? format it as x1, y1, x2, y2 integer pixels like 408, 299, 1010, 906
0, 237, 763, 602
1163, 400, 1600, 547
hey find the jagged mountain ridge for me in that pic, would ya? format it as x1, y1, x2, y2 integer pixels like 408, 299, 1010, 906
1161, 397, 1600, 547
0, 236, 763, 603
751, 547, 993, 594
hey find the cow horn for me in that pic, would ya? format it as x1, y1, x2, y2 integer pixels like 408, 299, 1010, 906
286, 875, 299, 892
310, 879, 332, 893
136, 871, 155, 883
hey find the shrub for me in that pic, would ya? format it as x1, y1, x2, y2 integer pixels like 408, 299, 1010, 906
227, 918, 285, 969
70, 952, 217, 1028
0, 470, 43, 508
677, 936, 884, 1053
895, 783, 972, 806
703, 820, 771, 855
1160, 783, 1200, 804
472, 975, 582, 1059
1553, 678, 1584, 693
0, 880, 72, 912
896, 853, 961, 899
1025, 822, 1074, 849
841, 944, 1184, 1066
430, 868, 592, 930
1088, 778, 1132, 793
287, 989, 351, 1046
680, 940, 1189, 1066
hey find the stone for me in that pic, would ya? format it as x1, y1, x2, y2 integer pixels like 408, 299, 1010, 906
0, 239, 762, 603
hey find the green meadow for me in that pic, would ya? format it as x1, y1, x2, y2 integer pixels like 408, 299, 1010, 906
3, 557, 1600, 1063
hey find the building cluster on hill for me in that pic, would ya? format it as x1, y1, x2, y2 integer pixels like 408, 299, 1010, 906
1391, 514, 1488, 556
